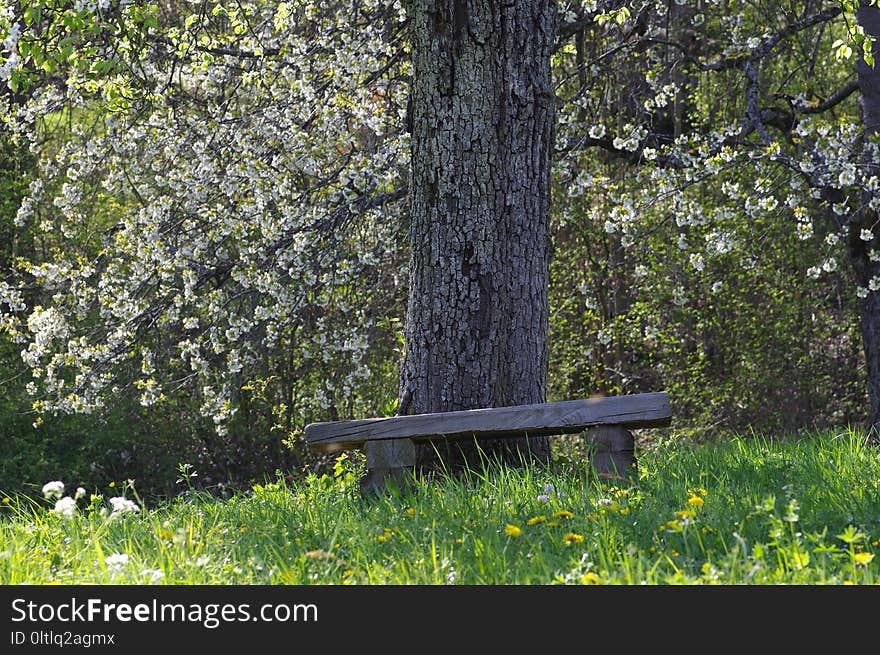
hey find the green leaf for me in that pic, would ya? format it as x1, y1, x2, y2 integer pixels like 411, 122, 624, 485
23, 6, 41, 25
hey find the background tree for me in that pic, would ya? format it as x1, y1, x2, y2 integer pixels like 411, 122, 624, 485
850, 1, 880, 436
549, 0, 879, 439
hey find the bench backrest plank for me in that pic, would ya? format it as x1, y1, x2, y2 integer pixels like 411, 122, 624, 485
305, 391, 671, 453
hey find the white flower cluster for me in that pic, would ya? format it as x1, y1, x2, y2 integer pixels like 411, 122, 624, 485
109, 497, 140, 518
2, 3, 409, 433
42, 482, 87, 519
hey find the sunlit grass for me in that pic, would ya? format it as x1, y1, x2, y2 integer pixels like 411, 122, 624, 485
1, 427, 878, 584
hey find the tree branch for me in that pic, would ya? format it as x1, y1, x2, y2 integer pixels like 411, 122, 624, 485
803, 78, 860, 114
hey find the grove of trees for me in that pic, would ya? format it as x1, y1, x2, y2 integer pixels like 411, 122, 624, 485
0, 0, 877, 497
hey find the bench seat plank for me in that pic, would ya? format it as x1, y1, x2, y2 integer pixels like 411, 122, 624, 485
305, 391, 670, 453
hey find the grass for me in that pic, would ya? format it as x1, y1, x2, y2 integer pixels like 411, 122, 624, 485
1, 428, 879, 585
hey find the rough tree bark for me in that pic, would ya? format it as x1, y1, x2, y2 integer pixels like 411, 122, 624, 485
848, 2, 880, 442
399, 0, 556, 468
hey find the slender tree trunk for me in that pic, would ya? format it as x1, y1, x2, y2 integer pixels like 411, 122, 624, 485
400, 0, 556, 468
849, 3, 880, 441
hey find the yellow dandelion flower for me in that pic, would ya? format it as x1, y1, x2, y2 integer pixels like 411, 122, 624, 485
552, 510, 574, 520
527, 515, 547, 525
688, 495, 704, 507
580, 572, 601, 585
666, 520, 683, 532
670, 549, 679, 556
563, 532, 585, 544
619, 507, 630, 516
108, 482, 115, 488
505, 524, 522, 537
455, 538, 463, 544
404, 508, 416, 517
2, 497, 11, 504
676, 509, 696, 519
853, 552, 875, 565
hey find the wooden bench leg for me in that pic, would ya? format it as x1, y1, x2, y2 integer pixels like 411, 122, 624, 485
585, 426, 637, 483
361, 439, 417, 495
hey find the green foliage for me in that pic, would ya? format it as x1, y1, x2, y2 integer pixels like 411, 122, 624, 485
548, 171, 867, 435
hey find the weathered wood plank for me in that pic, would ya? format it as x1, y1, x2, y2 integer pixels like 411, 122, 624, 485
305, 392, 671, 453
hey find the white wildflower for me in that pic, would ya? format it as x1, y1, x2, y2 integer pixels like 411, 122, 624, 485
105, 553, 129, 572
142, 568, 165, 583
53, 497, 78, 519
42, 481, 64, 500
109, 496, 140, 518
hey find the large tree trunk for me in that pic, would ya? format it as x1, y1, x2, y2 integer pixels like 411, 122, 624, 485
849, 3, 880, 441
400, 0, 556, 468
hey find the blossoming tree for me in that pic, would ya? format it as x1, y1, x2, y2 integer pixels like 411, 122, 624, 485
549, 0, 880, 438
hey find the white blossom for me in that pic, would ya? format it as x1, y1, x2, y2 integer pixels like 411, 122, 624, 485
42, 481, 64, 500
104, 553, 130, 572
109, 496, 140, 518
52, 497, 78, 519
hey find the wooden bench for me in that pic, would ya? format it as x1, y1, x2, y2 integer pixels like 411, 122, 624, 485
305, 391, 671, 493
